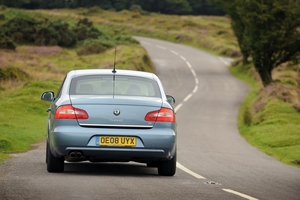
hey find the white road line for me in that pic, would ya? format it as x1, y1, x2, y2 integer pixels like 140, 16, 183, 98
186, 61, 192, 69
222, 189, 259, 200
219, 57, 233, 66
183, 94, 193, 102
174, 103, 183, 113
156, 45, 166, 50
192, 85, 198, 93
180, 55, 186, 61
195, 78, 199, 85
190, 68, 197, 77
170, 50, 179, 55
177, 162, 206, 179
219, 57, 229, 66
152, 42, 260, 200
153, 44, 207, 180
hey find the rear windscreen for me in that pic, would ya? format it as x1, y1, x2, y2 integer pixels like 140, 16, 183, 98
69, 75, 161, 98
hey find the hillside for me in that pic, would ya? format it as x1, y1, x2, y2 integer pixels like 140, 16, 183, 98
0, 7, 299, 167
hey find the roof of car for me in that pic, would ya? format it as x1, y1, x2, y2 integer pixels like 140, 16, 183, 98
68, 69, 156, 80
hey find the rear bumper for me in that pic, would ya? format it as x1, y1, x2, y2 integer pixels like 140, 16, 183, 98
49, 124, 177, 162
63, 146, 175, 162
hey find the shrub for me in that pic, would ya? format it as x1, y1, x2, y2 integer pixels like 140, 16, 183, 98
88, 6, 103, 15
0, 33, 16, 50
76, 39, 107, 56
1, 16, 40, 43
129, 4, 148, 15
34, 20, 77, 47
72, 18, 102, 41
0, 14, 5, 20
0, 67, 30, 81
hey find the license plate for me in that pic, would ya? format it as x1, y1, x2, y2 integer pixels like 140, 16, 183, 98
99, 136, 136, 147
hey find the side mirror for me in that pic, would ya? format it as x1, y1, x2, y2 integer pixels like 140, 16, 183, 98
41, 91, 55, 102
166, 95, 176, 105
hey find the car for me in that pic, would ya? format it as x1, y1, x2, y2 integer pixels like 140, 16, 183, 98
41, 69, 177, 176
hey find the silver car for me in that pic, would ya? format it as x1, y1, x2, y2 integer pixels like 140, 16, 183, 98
41, 69, 177, 176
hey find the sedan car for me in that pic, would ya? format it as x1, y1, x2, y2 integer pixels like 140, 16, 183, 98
41, 69, 177, 176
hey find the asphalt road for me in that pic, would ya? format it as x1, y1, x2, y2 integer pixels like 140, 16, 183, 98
0, 37, 299, 200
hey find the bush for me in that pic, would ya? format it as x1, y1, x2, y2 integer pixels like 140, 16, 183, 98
129, 4, 148, 15
0, 67, 30, 81
72, 18, 102, 41
0, 17, 104, 48
0, 33, 16, 50
1, 16, 40, 43
34, 20, 77, 47
88, 6, 103, 15
76, 39, 108, 56
0, 14, 5, 20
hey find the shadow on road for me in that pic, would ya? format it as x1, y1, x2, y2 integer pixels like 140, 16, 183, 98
63, 162, 159, 177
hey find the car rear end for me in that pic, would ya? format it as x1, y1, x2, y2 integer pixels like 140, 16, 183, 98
45, 70, 177, 175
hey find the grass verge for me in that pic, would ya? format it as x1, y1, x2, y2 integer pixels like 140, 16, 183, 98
0, 8, 299, 169
0, 43, 154, 161
230, 63, 300, 168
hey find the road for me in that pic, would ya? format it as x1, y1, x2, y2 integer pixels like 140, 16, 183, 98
0, 37, 299, 200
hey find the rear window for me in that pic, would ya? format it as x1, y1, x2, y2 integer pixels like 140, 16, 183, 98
69, 75, 161, 97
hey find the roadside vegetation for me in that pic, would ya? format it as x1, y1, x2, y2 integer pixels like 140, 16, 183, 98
0, 6, 299, 168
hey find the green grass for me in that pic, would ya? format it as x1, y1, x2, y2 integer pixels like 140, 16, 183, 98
0, 45, 154, 161
0, 80, 60, 161
0, 8, 299, 168
230, 63, 300, 167
0, 34, 153, 161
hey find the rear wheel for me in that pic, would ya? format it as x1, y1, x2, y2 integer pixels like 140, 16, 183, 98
158, 153, 176, 176
46, 141, 64, 172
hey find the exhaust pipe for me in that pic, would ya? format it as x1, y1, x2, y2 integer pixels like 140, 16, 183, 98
70, 152, 76, 158
67, 151, 84, 161
76, 152, 82, 158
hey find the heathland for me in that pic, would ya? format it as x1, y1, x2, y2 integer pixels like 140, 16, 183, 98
0, 7, 299, 167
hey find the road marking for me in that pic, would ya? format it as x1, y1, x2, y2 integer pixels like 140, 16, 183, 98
156, 45, 166, 50
151, 41, 260, 200
170, 50, 179, 55
180, 55, 186, 61
183, 94, 193, 102
219, 57, 233, 66
193, 85, 198, 93
174, 103, 183, 113
177, 162, 206, 179
223, 189, 259, 200
195, 78, 199, 85
186, 61, 192, 69
190, 68, 197, 77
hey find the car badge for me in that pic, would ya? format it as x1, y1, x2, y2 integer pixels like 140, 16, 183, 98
113, 109, 120, 116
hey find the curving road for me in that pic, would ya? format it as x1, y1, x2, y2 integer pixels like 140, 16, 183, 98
0, 37, 299, 200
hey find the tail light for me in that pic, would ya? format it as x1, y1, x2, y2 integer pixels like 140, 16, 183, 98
55, 104, 88, 119
145, 108, 175, 122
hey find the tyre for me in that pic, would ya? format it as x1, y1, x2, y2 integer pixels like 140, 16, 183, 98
158, 153, 176, 176
46, 141, 64, 173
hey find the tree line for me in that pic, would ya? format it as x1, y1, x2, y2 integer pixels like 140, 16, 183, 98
0, 0, 224, 15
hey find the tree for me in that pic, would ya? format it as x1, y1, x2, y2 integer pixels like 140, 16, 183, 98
211, 0, 300, 86
237, 0, 300, 86
210, 0, 250, 65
